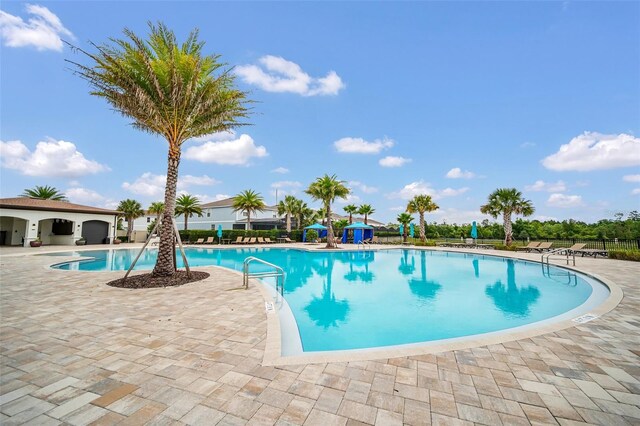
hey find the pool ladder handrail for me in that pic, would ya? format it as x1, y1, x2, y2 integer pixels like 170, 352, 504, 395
243, 256, 285, 294
541, 248, 575, 266
357, 240, 371, 251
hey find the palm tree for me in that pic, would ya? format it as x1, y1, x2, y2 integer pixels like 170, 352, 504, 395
148, 201, 165, 222
343, 204, 358, 224
291, 199, 309, 230
480, 188, 535, 246
358, 204, 375, 225
277, 195, 297, 233
21, 185, 67, 201
117, 199, 144, 242
233, 190, 265, 230
175, 194, 203, 230
68, 23, 249, 277
305, 174, 350, 248
397, 212, 414, 243
406, 195, 439, 242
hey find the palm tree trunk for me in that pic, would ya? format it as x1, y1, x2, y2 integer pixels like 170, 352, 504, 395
326, 203, 335, 248
184, 214, 188, 231
349, 213, 353, 224
127, 217, 133, 242
403, 228, 408, 243
286, 214, 291, 233
153, 150, 180, 277
419, 213, 426, 241
503, 212, 513, 246
364, 214, 368, 225
247, 210, 251, 230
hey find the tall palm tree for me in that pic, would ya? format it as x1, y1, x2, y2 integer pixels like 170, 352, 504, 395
175, 194, 203, 230
277, 195, 297, 233
305, 174, 350, 249
68, 23, 250, 277
148, 201, 165, 222
358, 204, 375, 225
21, 185, 67, 201
397, 212, 414, 243
232, 190, 265, 230
117, 199, 144, 242
406, 195, 439, 242
343, 204, 358, 224
480, 188, 535, 246
291, 199, 308, 230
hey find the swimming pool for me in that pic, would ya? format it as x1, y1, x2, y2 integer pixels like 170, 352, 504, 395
49, 247, 609, 353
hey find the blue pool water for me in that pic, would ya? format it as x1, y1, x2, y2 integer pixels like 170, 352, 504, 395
50, 248, 605, 352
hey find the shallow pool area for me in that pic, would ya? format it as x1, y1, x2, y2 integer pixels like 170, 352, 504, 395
48, 247, 609, 353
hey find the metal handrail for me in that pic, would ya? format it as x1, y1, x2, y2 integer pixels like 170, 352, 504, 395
541, 248, 575, 266
243, 256, 285, 294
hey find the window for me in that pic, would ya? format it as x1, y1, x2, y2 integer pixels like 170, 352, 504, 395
211, 224, 216, 230
233, 224, 245, 230
147, 217, 151, 223
207, 212, 210, 217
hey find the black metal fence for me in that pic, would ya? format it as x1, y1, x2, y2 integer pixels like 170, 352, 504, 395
380, 236, 640, 250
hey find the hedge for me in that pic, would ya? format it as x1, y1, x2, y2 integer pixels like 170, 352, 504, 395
608, 249, 640, 262
178, 229, 304, 242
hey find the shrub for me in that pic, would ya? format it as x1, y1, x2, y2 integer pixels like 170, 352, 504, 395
493, 244, 519, 252
608, 249, 640, 262
414, 240, 437, 247
305, 229, 318, 242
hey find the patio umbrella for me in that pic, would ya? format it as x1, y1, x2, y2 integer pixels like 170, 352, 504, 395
471, 221, 478, 240
410, 223, 415, 238
399, 224, 404, 236
217, 225, 223, 243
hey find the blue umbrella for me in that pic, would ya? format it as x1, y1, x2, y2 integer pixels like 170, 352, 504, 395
410, 223, 415, 238
217, 225, 223, 243
471, 221, 478, 239
399, 224, 404, 236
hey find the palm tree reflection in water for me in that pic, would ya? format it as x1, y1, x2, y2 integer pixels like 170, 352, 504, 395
342, 251, 375, 284
485, 259, 540, 318
305, 256, 350, 329
398, 250, 416, 275
407, 251, 442, 301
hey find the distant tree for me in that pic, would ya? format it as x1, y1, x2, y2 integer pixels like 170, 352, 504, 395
480, 188, 534, 246
305, 174, 350, 248
68, 22, 250, 277
148, 201, 165, 223
406, 194, 439, 242
175, 194, 203, 231
343, 204, 358, 224
21, 185, 67, 201
117, 199, 144, 242
358, 204, 375, 225
277, 195, 297, 233
397, 212, 414, 243
334, 219, 349, 232
232, 190, 265, 230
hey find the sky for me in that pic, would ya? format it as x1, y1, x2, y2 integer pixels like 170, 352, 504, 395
1, 1, 639, 225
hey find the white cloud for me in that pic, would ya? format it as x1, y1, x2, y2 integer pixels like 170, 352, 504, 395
533, 215, 558, 221
524, 180, 567, 192
521, 142, 536, 149
623, 174, 640, 183
430, 208, 491, 225
542, 132, 640, 171
190, 193, 230, 204
546, 193, 584, 208
388, 180, 469, 200
0, 4, 73, 51
183, 133, 267, 165
122, 173, 218, 197
336, 194, 361, 204
189, 130, 236, 143
271, 180, 302, 189
65, 187, 118, 209
379, 156, 412, 167
349, 181, 378, 194
389, 206, 405, 212
271, 167, 289, 174
632, 188, 640, 195
445, 168, 477, 179
334, 137, 394, 154
235, 55, 345, 96
0, 138, 109, 177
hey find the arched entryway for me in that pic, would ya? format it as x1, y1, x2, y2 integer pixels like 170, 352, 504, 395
38, 218, 75, 245
0, 216, 28, 245
82, 220, 110, 244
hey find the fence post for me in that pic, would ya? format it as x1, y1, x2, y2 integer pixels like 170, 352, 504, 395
602, 239, 606, 250
637, 238, 640, 250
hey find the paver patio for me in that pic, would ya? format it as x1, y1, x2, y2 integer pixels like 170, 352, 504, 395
1, 244, 638, 425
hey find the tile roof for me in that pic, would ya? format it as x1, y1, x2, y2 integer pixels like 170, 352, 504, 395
0, 197, 121, 215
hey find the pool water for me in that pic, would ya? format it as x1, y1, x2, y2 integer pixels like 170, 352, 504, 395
50, 248, 606, 352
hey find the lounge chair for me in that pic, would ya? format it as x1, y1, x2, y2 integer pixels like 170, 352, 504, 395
516, 242, 540, 252
232, 236, 243, 244
247, 237, 256, 244
531, 242, 553, 253
574, 248, 608, 258
193, 238, 204, 245
264, 237, 274, 244
561, 243, 586, 255
257, 237, 265, 244
371, 236, 379, 244
204, 236, 214, 245
283, 237, 295, 243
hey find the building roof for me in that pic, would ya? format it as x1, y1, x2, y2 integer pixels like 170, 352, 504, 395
331, 214, 385, 227
0, 197, 121, 215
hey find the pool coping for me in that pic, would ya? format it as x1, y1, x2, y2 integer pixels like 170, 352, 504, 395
27, 244, 624, 367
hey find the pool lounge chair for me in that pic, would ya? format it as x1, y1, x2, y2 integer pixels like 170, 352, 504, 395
193, 238, 205, 245
574, 248, 608, 258
204, 236, 215, 245
516, 242, 540, 252
247, 237, 257, 244
257, 237, 266, 244
283, 237, 295, 243
264, 237, 274, 244
231, 236, 243, 244
531, 242, 553, 253
561, 243, 586, 255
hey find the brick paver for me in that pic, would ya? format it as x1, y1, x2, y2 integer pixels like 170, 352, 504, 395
1, 245, 638, 425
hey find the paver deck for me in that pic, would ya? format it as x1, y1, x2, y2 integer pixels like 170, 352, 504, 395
1, 244, 638, 425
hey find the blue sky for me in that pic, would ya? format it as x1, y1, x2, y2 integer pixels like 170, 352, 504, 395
1, 1, 639, 224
